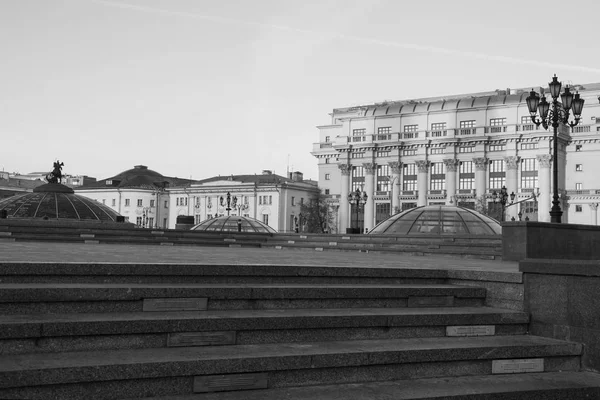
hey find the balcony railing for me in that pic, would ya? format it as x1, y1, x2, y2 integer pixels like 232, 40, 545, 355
572, 125, 591, 133
351, 136, 366, 142
429, 130, 447, 138
485, 126, 507, 134
375, 133, 392, 141
458, 128, 475, 135
517, 124, 537, 132
402, 132, 419, 139
401, 190, 417, 196
376, 191, 390, 196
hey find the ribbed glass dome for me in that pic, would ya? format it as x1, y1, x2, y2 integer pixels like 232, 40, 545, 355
370, 205, 501, 235
0, 183, 122, 222
191, 216, 277, 233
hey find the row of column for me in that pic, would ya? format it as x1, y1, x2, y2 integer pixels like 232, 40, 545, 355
338, 155, 554, 232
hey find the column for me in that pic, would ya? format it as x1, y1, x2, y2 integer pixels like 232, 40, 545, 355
416, 160, 429, 207
338, 164, 351, 233
536, 154, 552, 223
363, 162, 376, 232
590, 203, 598, 226
443, 159, 459, 206
504, 156, 520, 221
473, 157, 488, 212
389, 161, 401, 214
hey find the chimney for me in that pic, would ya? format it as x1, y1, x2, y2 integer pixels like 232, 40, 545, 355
291, 171, 303, 182
262, 170, 272, 175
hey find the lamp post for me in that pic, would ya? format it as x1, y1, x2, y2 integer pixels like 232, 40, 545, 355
526, 75, 585, 223
141, 206, 152, 228
347, 188, 368, 234
491, 186, 515, 222
233, 195, 248, 216
219, 192, 233, 216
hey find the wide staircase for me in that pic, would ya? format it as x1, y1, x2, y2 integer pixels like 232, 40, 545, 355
0, 261, 599, 399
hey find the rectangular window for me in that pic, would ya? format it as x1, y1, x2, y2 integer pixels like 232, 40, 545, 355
430, 122, 447, 137
163, 218, 167, 228
376, 150, 390, 157
429, 162, 445, 191
458, 145, 474, 153
150, 200, 155, 207
300, 198, 304, 205
403, 124, 418, 139
136, 216, 142, 226
125, 199, 130, 207
576, 205, 583, 212
576, 145, 582, 152
489, 160, 506, 189
520, 116, 536, 132
521, 143, 539, 150
459, 120, 476, 135
402, 163, 417, 191
402, 149, 416, 156
351, 152, 364, 159
521, 158, 538, 189
262, 214, 269, 225
325, 158, 330, 164
459, 161, 474, 190
351, 166, 365, 191
404, 124, 418, 132
325, 173, 331, 180
148, 217, 154, 228
430, 148, 445, 154
489, 118, 507, 133
489, 144, 505, 152
112, 199, 116, 207
352, 128, 366, 136
164, 200, 168, 208
291, 197, 295, 206
269, 195, 272, 205
378, 126, 391, 134
576, 183, 583, 190
325, 189, 330, 195
576, 164, 583, 171
325, 136, 330, 142
137, 199, 143, 207
377, 165, 390, 192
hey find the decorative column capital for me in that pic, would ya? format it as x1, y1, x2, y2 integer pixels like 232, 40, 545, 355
590, 203, 599, 211
536, 154, 552, 168
505, 156, 521, 170
338, 163, 351, 176
415, 160, 430, 173
388, 161, 402, 174
443, 159, 460, 172
473, 157, 488, 171
363, 163, 377, 175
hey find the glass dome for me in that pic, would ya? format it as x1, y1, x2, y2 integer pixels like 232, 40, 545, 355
0, 183, 122, 222
191, 216, 277, 233
369, 205, 501, 235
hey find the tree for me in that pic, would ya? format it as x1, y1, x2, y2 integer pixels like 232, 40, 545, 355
299, 189, 334, 233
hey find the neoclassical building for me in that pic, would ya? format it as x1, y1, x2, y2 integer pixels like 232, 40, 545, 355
312, 83, 600, 233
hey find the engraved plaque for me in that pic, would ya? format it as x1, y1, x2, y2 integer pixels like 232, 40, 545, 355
300, 235, 307, 239
408, 296, 454, 307
315, 247, 324, 251
492, 359, 544, 374
229, 244, 241, 248
446, 325, 495, 337
160, 242, 174, 246
224, 238, 236, 242
288, 240, 295, 244
328, 242, 338, 246
168, 331, 236, 347
84, 240, 99, 244
0, 232, 12, 237
342, 236, 351, 240
80, 234, 95, 238
275, 246, 282, 250
151, 230, 164, 235
194, 373, 268, 393
143, 298, 208, 311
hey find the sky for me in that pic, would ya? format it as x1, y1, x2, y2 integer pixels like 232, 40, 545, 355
2, 0, 600, 181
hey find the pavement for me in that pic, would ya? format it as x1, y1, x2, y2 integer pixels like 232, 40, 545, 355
0, 241, 518, 273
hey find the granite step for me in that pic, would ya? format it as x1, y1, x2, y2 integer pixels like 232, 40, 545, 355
132, 371, 600, 400
0, 283, 486, 314
0, 336, 583, 399
0, 263, 449, 284
0, 307, 529, 354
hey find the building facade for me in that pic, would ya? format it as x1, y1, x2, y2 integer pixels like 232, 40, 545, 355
312, 83, 600, 233
166, 170, 319, 232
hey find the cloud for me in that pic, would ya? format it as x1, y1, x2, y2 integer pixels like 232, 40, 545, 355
88, 0, 600, 74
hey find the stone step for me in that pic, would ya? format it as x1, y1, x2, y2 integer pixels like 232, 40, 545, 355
0, 283, 486, 314
132, 371, 600, 400
0, 263, 450, 284
0, 336, 582, 399
0, 307, 528, 354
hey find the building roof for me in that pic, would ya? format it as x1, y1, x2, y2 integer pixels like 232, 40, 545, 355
0, 178, 45, 191
191, 171, 315, 187
76, 165, 192, 191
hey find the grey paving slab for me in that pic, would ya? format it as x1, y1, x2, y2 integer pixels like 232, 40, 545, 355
0, 241, 518, 272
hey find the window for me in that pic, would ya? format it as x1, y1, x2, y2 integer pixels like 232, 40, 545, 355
125, 199, 130, 207
489, 160, 506, 189
148, 217, 154, 228
291, 197, 295, 206
459, 161, 474, 190
430, 122, 447, 137
325, 189, 330, 195
576, 164, 583, 171
300, 198, 304, 205
576, 145, 582, 152
489, 144, 505, 152
458, 145, 474, 153
325, 158, 330, 164
164, 200, 168, 208
430, 163, 445, 191
521, 158, 538, 189
489, 118, 507, 133
352, 128, 366, 142
150, 200, 155, 207
521, 143, 539, 150
402, 149, 416, 156
136, 217, 143, 226
351, 152, 364, 159
377, 164, 390, 192
459, 120, 476, 135
402, 163, 417, 191
325, 136, 330, 142
137, 199, 143, 207
377, 127, 391, 134
520, 116, 535, 131
351, 166, 365, 191
163, 218, 167, 228
576, 183, 583, 190
263, 214, 269, 225
325, 173, 331, 180
576, 205, 583, 212
403, 124, 418, 139
430, 148, 445, 154
269, 195, 272, 205
112, 199, 116, 207
376, 150, 390, 157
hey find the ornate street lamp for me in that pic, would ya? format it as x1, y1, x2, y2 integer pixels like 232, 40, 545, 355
219, 192, 234, 216
492, 186, 515, 222
347, 188, 368, 234
526, 75, 585, 223
233, 195, 248, 216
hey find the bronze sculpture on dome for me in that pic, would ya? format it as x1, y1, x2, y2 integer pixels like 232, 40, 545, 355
46, 160, 64, 184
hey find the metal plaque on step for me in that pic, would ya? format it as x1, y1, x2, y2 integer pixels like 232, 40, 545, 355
492, 358, 544, 374
143, 298, 208, 311
168, 331, 236, 347
446, 325, 495, 337
194, 373, 268, 393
